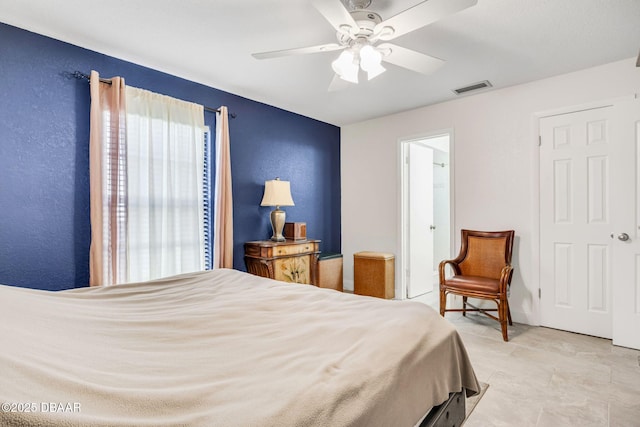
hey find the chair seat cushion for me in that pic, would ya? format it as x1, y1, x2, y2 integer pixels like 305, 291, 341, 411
443, 275, 500, 294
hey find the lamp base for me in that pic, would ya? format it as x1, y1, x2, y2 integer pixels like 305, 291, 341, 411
270, 208, 286, 242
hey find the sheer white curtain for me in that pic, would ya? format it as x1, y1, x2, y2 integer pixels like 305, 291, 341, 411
125, 86, 206, 282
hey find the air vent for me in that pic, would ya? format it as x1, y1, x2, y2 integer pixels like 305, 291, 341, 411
452, 80, 493, 95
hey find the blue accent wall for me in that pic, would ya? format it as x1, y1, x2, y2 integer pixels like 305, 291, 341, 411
0, 22, 341, 291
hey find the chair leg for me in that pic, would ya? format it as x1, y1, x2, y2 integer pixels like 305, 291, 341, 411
462, 296, 467, 317
499, 297, 509, 341
439, 288, 446, 317
506, 299, 513, 326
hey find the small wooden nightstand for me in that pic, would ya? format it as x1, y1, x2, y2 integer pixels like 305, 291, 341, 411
244, 240, 320, 285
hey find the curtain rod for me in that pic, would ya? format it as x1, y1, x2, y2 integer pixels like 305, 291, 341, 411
71, 71, 236, 118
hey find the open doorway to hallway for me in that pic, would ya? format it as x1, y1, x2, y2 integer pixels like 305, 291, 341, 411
400, 133, 452, 299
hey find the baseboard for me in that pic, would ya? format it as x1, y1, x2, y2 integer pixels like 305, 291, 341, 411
510, 308, 537, 326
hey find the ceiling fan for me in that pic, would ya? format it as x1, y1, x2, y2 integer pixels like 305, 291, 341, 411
252, 0, 478, 89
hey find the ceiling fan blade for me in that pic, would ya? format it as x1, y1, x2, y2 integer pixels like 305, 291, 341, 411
374, 0, 477, 41
252, 43, 345, 60
378, 43, 444, 75
312, 0, 359, 35
328, 73, 352, 92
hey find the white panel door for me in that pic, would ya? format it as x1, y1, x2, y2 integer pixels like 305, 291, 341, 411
540, 107, 614, 339
407, 143, 433, 298
611, 98, 640, 349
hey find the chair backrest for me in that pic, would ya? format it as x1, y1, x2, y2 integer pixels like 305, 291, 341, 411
455, 229, 515, 279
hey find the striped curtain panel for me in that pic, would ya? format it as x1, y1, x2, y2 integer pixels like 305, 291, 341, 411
213, 106, 234, 269
88, 71, 127, 286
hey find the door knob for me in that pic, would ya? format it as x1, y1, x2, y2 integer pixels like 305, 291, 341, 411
617, 233, 630, 241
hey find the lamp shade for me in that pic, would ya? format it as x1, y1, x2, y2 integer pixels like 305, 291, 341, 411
260, 179, 295, 207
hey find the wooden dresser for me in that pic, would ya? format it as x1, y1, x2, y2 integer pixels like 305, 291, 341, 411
244, 240, 320, 285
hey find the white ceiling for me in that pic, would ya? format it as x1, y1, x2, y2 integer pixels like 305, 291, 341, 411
1, 0, 639, 126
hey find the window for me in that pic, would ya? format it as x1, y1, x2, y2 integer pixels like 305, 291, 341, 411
89, 72, 218, 286
124, 87, 207, 283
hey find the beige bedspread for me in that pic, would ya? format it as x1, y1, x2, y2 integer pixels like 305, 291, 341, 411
0, 269, 479, 427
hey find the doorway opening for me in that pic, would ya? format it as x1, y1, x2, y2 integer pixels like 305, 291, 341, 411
400, 132, 453, 300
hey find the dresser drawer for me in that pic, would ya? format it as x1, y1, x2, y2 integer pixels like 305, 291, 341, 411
274, 242, 317, 256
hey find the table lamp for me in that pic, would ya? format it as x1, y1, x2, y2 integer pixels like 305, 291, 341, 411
260, 178, 294, 242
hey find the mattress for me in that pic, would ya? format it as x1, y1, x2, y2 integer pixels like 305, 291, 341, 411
0, 268, 479, 426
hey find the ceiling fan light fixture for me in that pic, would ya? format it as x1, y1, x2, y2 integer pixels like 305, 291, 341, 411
332, 50, 359, 83
331, 50, 350, 72
359, 44, 385, 80
340, 62, 359, 83
359, 45, 379, 67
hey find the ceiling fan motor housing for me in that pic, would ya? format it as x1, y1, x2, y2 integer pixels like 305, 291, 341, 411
345, 0, 372, 10
336, 10, 382, 45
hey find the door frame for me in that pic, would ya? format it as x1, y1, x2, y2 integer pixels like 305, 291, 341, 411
398, 129, 455, 300
533, 95, 636, 326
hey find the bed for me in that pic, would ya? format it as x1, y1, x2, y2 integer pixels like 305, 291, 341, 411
0, 268, 479, 426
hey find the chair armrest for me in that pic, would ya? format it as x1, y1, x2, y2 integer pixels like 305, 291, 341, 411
439, 260, 461, 284
499, 264, 514, 293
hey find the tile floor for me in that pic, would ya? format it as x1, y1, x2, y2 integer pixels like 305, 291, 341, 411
415, 293, 640, 427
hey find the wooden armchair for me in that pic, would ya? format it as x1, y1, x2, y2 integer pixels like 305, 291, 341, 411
439, 229, 515, 341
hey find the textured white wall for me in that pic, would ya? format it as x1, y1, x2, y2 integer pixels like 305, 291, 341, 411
341, 57, 640, 325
